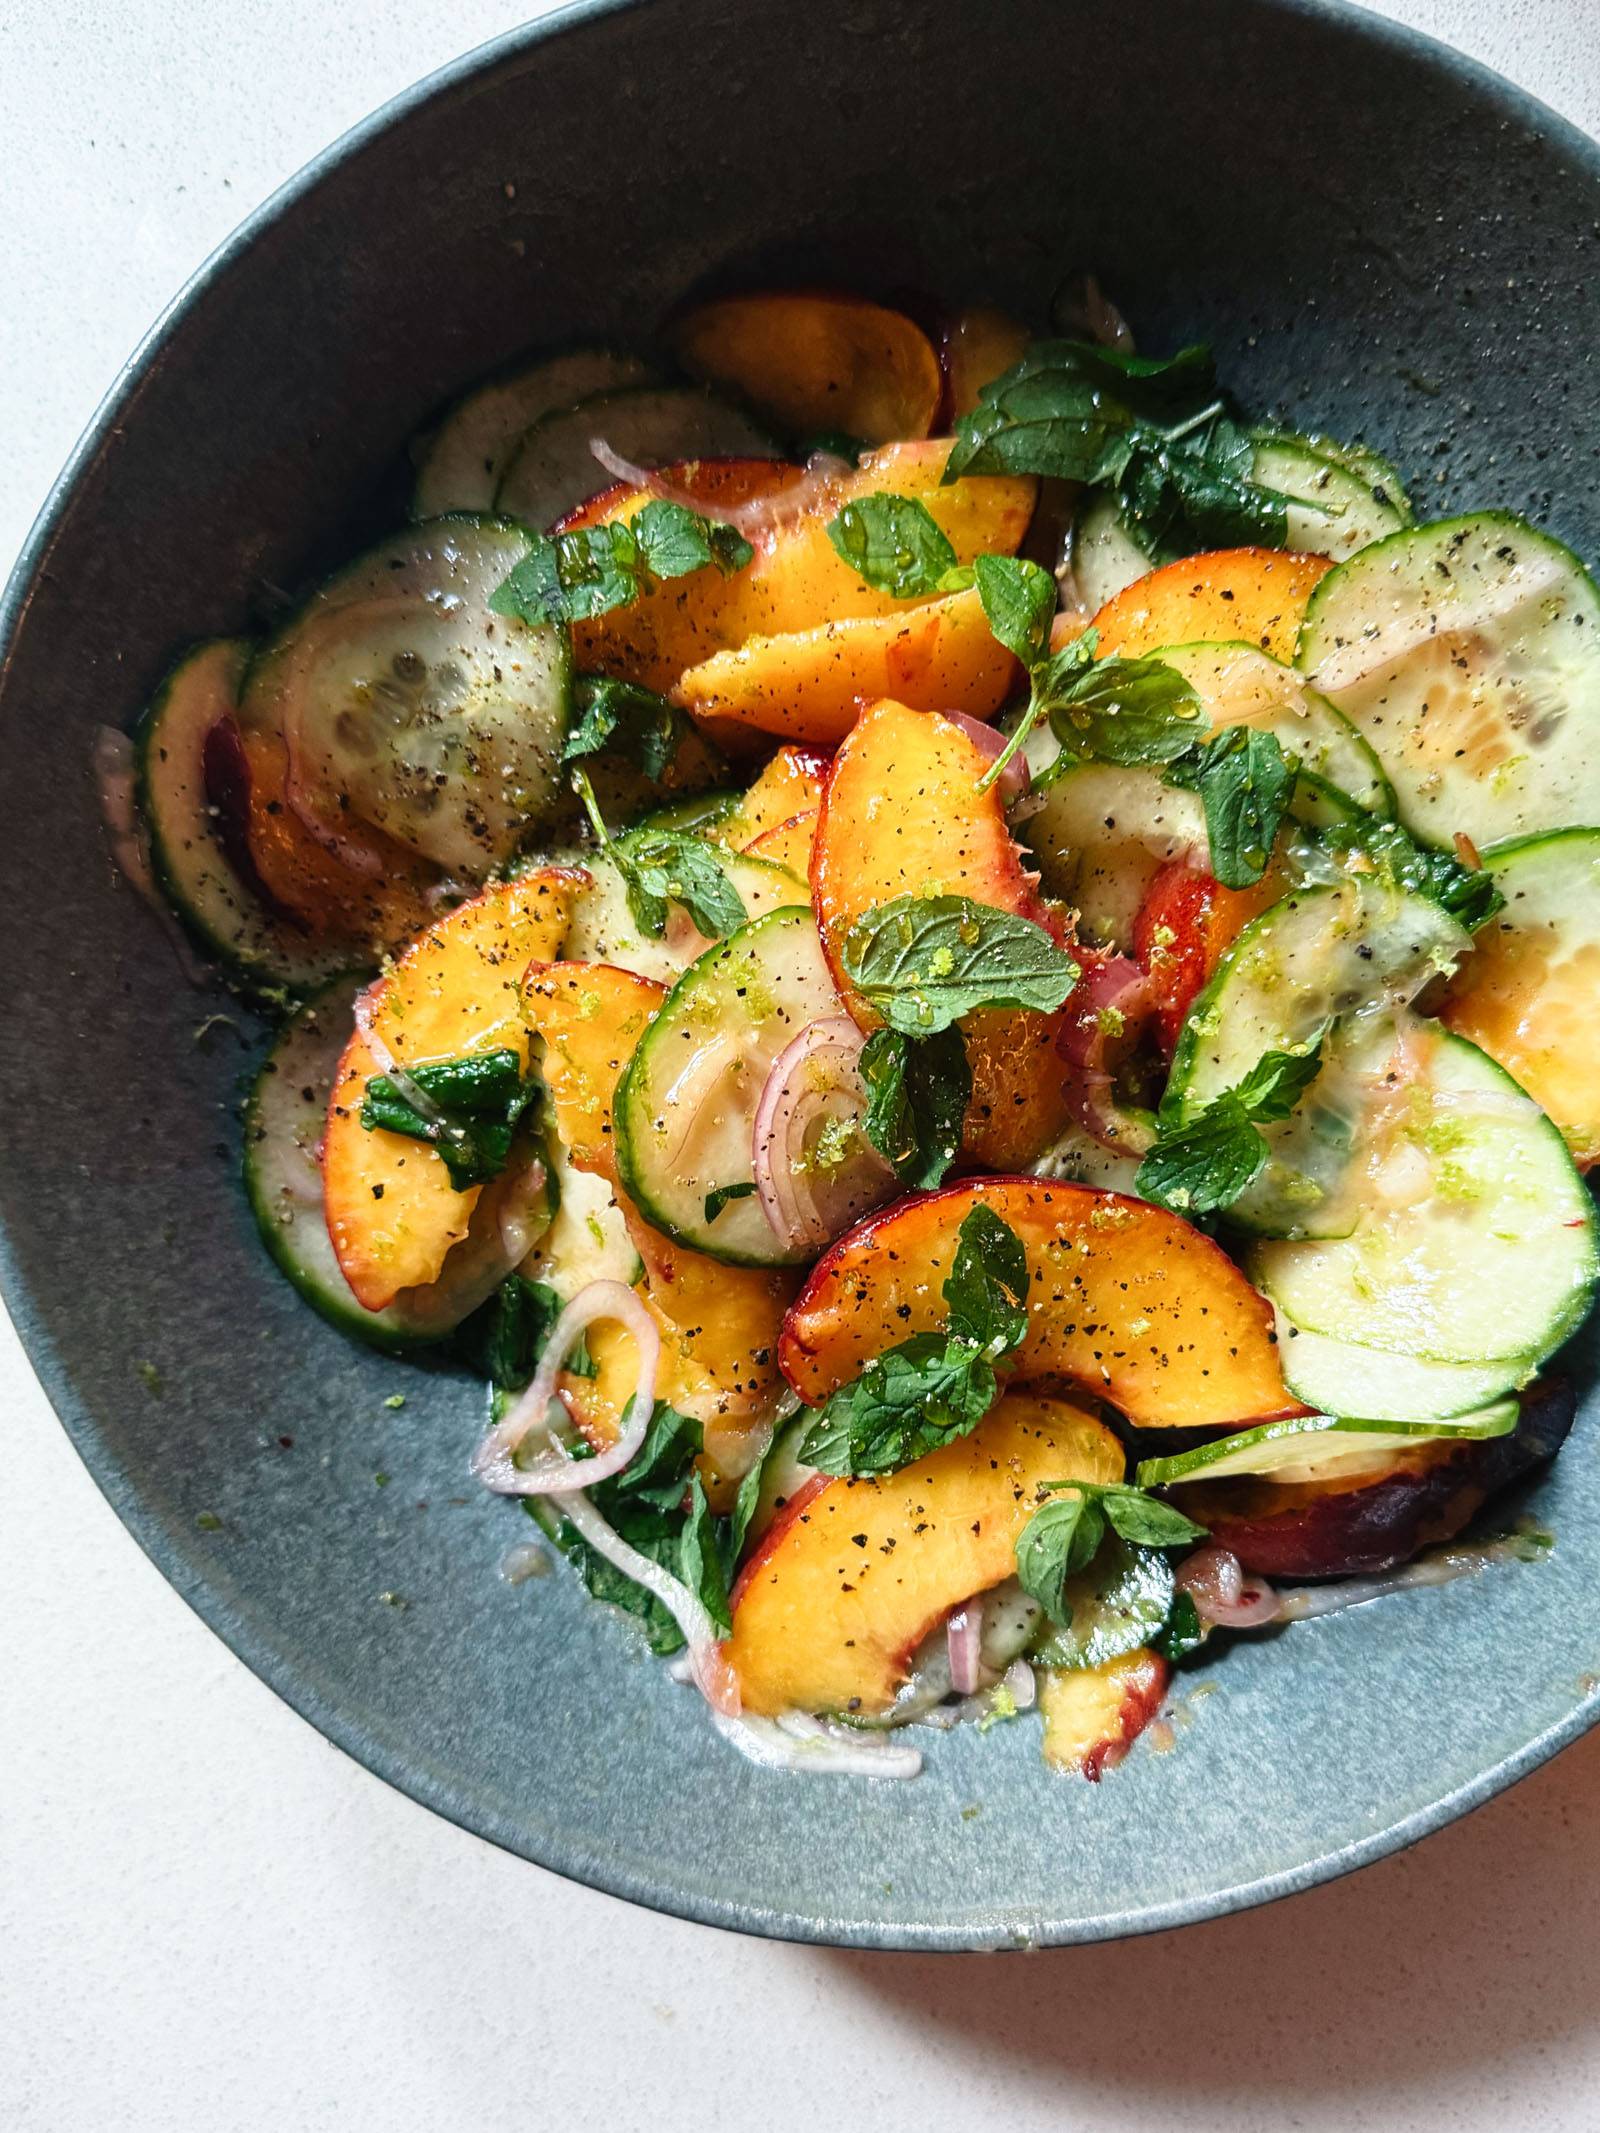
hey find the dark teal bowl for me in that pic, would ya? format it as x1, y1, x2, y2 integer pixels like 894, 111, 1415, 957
3, 0, 1598, 1949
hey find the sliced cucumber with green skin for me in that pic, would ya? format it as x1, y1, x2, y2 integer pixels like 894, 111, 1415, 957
1251, 1019, 1598, 1369
137, 640, 354, 990
244, 984, 555, 1349
626, 787, 742, 837
563, 843, 808, 987
495, 385, 777, 531
1019, 759, 1207, 949
412, 349, 657, 519
1279, 431, 1412, 520
1249, 435, 1412, 560
614, 906, 840, 1265
1271, 1321, 1539, 1423
1070, 492, 1153, 612
1030, 1118, 1147, 1196
742, 1411, 820, 1550
240, 515, 570, 882
1153, 641, 1393, 817
1297, 513, 1600, 849
1136, 1400, 1517, 1491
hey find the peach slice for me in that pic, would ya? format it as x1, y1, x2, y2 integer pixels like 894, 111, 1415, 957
1133, 859, 1287, 1055
323, 869, 582, 1309
1074, 547, 1334, 664
742, 808, 818, 876
714, 745, 829, 850
812, 698, 1075, 1168
781, 1177, 1300, 1431
938, 305, 1030, 424
522, 958, 795, 1474
670, 290, 943, 444
1038, 1651, 1169, 1777
724, 1391, 1124, 1716
673, 589, 1018, 745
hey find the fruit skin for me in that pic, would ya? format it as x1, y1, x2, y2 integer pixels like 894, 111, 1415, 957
742, 808, 818, 876
323, 869, 583, 1309
724, 1392, 1124, 1716
1133, 859, 1285, 1055
1175, 1379, 1575, 1580
781, 1176, 1302, 1431
673, 589, 1018, 746
938, 305, 1030, 425
812, 697, 1076, 1169
714, 746, 828, 850
670, 290, 944, 444
1038, 1651, 1169, 1778
1070, 547, 1334, 663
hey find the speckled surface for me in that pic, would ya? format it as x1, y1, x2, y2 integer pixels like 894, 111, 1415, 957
5, 0, 1600, 2120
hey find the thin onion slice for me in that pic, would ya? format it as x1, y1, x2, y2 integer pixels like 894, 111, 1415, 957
1057, 952, 1159, 1153
472, 1280, 660, 1496
946, 712, 1031, 806
710, 1707, 922, 1778
752, 1017, 897, 1252
560, 1483, 738, 1711
1177, 1545, 1280, 1628
946, 1604, 985, 1697
588, 437, 851, 546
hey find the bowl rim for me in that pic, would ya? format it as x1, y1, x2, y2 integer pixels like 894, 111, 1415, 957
4, 0, 1600, 1951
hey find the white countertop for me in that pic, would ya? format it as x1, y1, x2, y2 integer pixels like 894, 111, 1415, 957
5, 4, 1600, 2127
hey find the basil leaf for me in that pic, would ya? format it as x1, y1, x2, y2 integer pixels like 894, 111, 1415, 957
563, 676, 687, 781
1045, 650, 1208, 769
678, 1473, 733, 1634
704, 1180, 757, 1223
798, 1333, 999, 1478
858, 1025, 970, 1189
1172, 725, 1294, 888
1319, 814, 1505, 931
360, 1047, 534, 1190
826, 493, 964, 600
973, 552, 1057, 665
1152, 1588, 1207, 1663
942, 1203, 1029, 1356
1096, 1484, 1208, 1548
1015, 1491, 1107, 1624
841, 894, 1080, 1035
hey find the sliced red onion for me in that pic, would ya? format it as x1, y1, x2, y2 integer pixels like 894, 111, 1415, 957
561, 1482, 738, 1712
752, 1017, 897, 1253
709, 1708, 922, 1778
353, 984, 449, 1128
1177, 1545, 1280, 1628
946, 713, 1031, 805
999, 1657, 1037, 1713
588, 436, 848, 546
473, 1280, 660, 1496
946, 1604, 984, 1696
1057, 953, 1158, 1153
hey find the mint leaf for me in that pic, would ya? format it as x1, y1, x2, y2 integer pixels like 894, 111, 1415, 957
456, 1273, 564, 1390
610, 1402, 704, 1513
360, 1047, 535, 1190
942, 1203, 1029, 1356
798, 1334, 999, 1477
727, 1423, 788, 1564
491, 503, 752, 630
1230, 1039, 1327, 1123
678, 1473, 733, 1634
1319, 814, 1504, 931
840, 894, 1080, 1035
973, 552, 1056, 665
1152, 1589, 1207, 1663
1017, 1481, 1205, 1645
1027, 1534, 1179, 1668
1092, 1483, 1208, 1548
1015, 1491, 1106, 1622
1138, 1038, 1326, 1214
858, 1025, 970, 1189
1169, 725, 1293, 888
1044, 646, 1208, 770
634, 497, 753, 580
563, 676, 687, 781
620, 829, 746, 940
826, 493, 964, 599
704, 1180, 757, 1224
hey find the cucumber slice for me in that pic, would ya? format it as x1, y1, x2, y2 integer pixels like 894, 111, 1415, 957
412, 349, 657, 519
1272, 1321, 1538, 1423
626, 788, 742, 837
1020, 759, 1207, 948
495, 385, 776, 531
1251, 1020, 1598, 1368
1297, 513, 1600, 849
1070, 492, 1152, 612
1250, 435, 1412, 560
137, 640, 353, 990
1440, 826, 1600, 1165
244, 984, 555, 1349
1136, 1401, 1517, 1490
1280, 431, 1412, 519
563, 843, 808, 986
613, 905, 841, 1265
240, 516, 570, 882
1153, 642, 1393, 816
1030, 1119, 1147, 1196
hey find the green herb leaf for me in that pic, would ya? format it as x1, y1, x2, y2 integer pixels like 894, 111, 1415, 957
704, 1180, 757, 1223
1027, 1535, 1179, 1668
360, 1047, 535, 1190
1015, 1491, 1107, 1623
858, 1025, 971, 1189
972, 552, 1057, 665
1152, 1588, 1207, 1663
608, 1402, 703, 1512
1043, 645, 1209, 771
727, 1421, 789, 1564
491, 503, 752, 630
1230, 1038, 1328, 1123
1168, 725, 1294, 888
1138, 1037, 1326, 1215
798, 1333, 999, 1478
840, 894, 1080, 1035
678, 1473, 733, 1634
620, 828, 747, 940
1093, 1483, 1209, 1548
563, 675, 687, 781
1319, 814, 1505, 930
456, 1273, 564, 1390
942, 1202, 1029, 1356
826, 493, 965, 600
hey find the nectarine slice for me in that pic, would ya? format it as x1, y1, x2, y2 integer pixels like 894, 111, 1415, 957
939, 305, 1030, 424
781, 1177, 1299, 1431
1038, 1650, 1169, 1777
812, 698, 1075, 1169
1082, 547, 1334, 663
671, 589, 1018, 747
324, 869, 582, 1309
1134, 859, 1287, 1055
670, 291, 943, 445
724, 1392, 1124, 1716
742, 808, 818, 876
714, 745, 828, 850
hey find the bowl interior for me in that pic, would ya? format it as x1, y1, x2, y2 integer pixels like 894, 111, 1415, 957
4, 0, 1599, 1948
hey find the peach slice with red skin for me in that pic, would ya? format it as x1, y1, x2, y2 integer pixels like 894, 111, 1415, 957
781, 1177, 1301, 1431
323, 869, 583, 1310
937, 305, 1030, 426
714, 745, 829, 850
1134, 859, 1287, 1056
1038, 1651, 1170, 1777
812, 698, 1076, 1169
742, 808, 818, 876
724, 1391, 1124, 1717
1060, 546, 1334, 664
